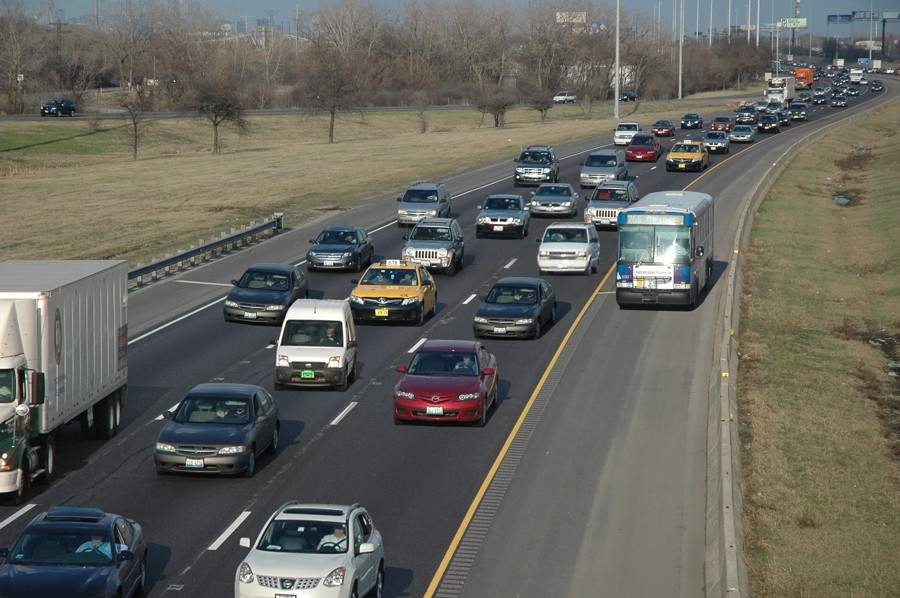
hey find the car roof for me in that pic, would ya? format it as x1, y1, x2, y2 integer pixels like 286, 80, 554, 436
713, 116, 732, 121
407, 181, 444, 190
414, 217, 455, 226
274, 503, 360, 522
418, 339, 480, 352
185, 382, 261, 400
493, 276, 545, 287
629, 133, 654, 140
546, 221, 592, 229
588, 149, 621, 156
594, 180, 632, 189
485, 194, 522, 200
320, 225, 360, 233
29, 507, 117, 530
366, 259, 419, 271
245, 263, 297, 274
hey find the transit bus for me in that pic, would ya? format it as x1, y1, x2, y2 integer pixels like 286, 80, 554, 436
615, 191, 714, 308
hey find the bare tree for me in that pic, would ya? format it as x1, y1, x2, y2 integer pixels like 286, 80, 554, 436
0, 3, 46, 113
47, 27, 106, 106
190, 96, 249, 154
475, 86, 516, 128
443, 0, 513, 89
117, 88, 155, 160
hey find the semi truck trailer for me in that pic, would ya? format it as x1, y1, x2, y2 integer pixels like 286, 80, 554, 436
0, 260, 128, 503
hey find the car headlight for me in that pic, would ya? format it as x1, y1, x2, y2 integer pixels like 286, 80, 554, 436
308, 251, 317, 258
218, 445, 248, 455
515, 318, 535, 325
397, 209, 408, 215
473, 316, 488, 324
538, 250, 550, 257
401, 296, 420, 306
437, 248, 448, 257
350, 295, 364, 305
322, 567, 346, 587
586, 208, 597, 216
576, 251, 587, 258
456, 392, 480, 401
426, 209, 437, 216
476, 216, 490, 225
277, 354, 291, 367
403, 247, 415, 257
541, 168, 551, 174
224, 300, 238, 308
515, 167, 524, 173
396, 390, 415, 400
265, 304, 286, 311
327, 355, 342, 367
511, 217, 522, 225
342, 251, 354, 259
238, 562, 254, 584
561, 201, 571, 207
155, 443, 176, 453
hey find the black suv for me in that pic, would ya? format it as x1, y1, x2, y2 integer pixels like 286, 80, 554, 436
40, 99, 76, 117
734, 107, 757, 125
513, 146, 559, 187
758, 114, 780, 133
0, 506, 147, 598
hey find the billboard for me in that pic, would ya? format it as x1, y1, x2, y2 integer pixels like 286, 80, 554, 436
779, 18, 807, 29
827, 15, 852, 24
851, 11, 880, 21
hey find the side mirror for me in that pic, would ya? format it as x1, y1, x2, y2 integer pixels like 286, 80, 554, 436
396, 365, 407, 373
239, 537, 251, 548
350, 279, 360, 285
358, 542, 375, 555
348, 339, 358, 348
163, 410, 173, 420
402, 235, 409, 241
117, 550, 135, 563
396, 197, 402, 202
482, 367, 495, 376
231, 279, 239, 286
30, 372, 45, 406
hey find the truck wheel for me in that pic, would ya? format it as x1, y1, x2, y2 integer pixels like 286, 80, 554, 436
95, 396, 118, 440
38, 436, 56, 485
80, 407, 95, 439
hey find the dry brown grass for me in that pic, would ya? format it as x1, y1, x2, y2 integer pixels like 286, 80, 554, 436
0, 95, 751, 266
738, 103, 900, 597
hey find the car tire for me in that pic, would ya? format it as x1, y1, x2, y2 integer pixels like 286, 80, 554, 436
550, 303, 557, 324
532, 320, 541, 339
393, 415, 407, 426
336, 367, 349, 392
8, 460, 29, 506
350, 583, 359, 598
476, 229, 484, 239
475, 397, 487, 427
244, 449, 256, 478
266, 426, 279, 455
520, 225, 528, 239
135, 560, 146, 595
414, 306, 425, 326
372, 564, 384, 598
445, 260, 457, 277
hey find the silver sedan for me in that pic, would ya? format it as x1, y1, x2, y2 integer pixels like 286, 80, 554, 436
729, 125, 756, 143
529, 183, 579, 218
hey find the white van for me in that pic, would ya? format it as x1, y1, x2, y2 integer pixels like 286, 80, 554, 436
273, 299, 358, 391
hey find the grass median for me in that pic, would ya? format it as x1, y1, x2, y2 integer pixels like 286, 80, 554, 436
738, 102, 899, 597
0, 89, 762, 266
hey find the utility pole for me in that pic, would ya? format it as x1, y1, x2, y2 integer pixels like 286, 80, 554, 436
614, 0, 620, 119
679, 0, 684, 99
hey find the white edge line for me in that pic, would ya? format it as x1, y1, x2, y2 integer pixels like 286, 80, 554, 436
154, 401, 182, 422
462, 293, 477, 305
330, 402, 358, 426
503, 258, 517, 269
0, 504, 38, 531
408, 338, 427, 353
174, 280, 233, 287
129, 297, 225, 345
208, 510, 252, 551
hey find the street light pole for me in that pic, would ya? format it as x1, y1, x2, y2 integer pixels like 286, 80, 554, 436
679, 0, 684, 98
614, 0, 620, 119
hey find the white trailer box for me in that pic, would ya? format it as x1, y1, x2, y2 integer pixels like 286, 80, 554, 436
0, 260, 128, 501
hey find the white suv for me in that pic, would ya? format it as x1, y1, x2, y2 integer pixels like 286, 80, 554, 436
236, 502, 385, 598
614, 122, 642, 146
536, 222, 601, 275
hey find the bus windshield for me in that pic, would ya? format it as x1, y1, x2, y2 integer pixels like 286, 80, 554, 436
619, 225, 692, 265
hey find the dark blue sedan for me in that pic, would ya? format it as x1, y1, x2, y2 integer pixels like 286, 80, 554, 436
0, 507, 146, 598
223, 263, 309, 324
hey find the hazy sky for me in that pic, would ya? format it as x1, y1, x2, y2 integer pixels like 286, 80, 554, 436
35, 1, 900, 37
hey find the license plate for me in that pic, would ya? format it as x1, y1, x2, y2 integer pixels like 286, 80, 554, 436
493, 225, 504, 231
600, 219, 610, 225
185, 458, 204, 468
243, 312, 257, 319
375, 308, 389, 317
678, 163, 686, 169
322, 260, 334, 266
420, 260, 432, 267
276, 594, 297, 598
492, 327, 507, 334
300, 370, 315, 379
426, 406, 444, 415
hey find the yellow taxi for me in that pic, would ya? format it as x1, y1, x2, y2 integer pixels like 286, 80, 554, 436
349, 260, 437, 325
665, 140, 709, 172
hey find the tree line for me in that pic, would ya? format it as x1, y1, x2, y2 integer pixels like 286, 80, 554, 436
1, 0, 769, 141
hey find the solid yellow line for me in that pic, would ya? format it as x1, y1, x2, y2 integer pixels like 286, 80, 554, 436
423, 263, 617, 597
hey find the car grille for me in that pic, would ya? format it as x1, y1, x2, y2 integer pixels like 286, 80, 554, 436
232, 301, 269, 311
484, 317, 517, 326
313, 251, 346, 261
591, 208, 619, 220
410, 249, 441, 260
290, 360, 326, 369
357, 297, 405, 306
483, 216, 519, 224
257, 575, 320, 590
545, 250, 580, 259
533, 202, 567, 208
668, 158, 695, 164
175, 446, 218, 457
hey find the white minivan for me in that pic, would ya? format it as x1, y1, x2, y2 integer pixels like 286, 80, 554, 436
273, 299, 358, 391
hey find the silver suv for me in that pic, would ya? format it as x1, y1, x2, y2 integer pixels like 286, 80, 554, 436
397, 181, 451, 227
475, 194, 530, 238
579, 149, 627, 188
236, 502, 385, 598
402, 217, 465, 276
513, 146, 560, 187
583, 180, 639, 229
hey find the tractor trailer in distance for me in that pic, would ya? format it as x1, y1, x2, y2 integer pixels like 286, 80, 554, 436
0, 260, 128, 503
766, 75, 795, 105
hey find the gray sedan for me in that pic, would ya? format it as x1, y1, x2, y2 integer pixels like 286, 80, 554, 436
529, 183, 579, 218
473, 277, 556, 339
475, 194, 530, 238
155, 383, 280, 477
224, 263, 309, 325
729, 125, 756, 143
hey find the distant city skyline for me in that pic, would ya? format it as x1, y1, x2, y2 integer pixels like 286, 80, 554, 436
26, 0, 900, 38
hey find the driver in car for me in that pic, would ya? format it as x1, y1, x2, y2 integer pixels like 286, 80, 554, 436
317, 525, 347, 551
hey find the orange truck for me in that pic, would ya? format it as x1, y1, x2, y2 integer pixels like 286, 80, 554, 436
794, 68, 814, 90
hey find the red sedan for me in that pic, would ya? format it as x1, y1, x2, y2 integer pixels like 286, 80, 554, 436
710, 116, 734, 132
651, 119, 675, 136
624, 133, 661, 162
393, 340, 498, 426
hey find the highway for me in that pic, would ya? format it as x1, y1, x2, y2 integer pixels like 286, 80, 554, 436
0, 81, 894, 598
